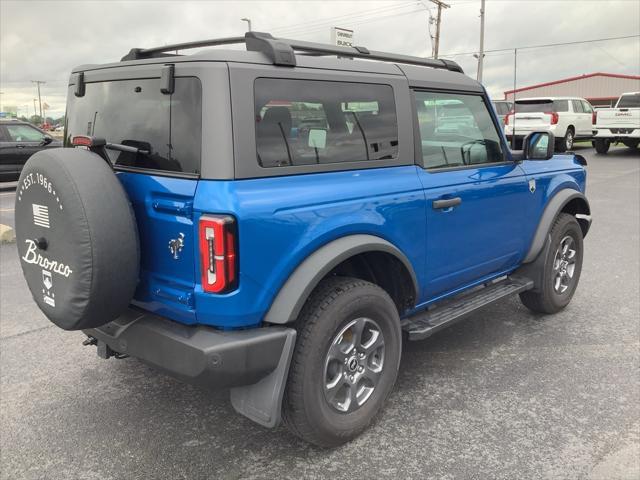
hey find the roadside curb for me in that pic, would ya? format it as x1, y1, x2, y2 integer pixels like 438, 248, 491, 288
0, 224, 16, 244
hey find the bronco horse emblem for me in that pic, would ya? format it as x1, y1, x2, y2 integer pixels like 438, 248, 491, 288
168, 233, 185, 260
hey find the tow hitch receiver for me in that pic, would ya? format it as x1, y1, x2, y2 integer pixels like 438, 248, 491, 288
83, 335, 128, 359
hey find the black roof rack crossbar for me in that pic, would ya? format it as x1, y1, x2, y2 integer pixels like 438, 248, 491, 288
120, 32, 464, 73
121, 36, 245, 61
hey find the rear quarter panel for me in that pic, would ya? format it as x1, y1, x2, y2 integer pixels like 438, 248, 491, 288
193, 166, 426, 328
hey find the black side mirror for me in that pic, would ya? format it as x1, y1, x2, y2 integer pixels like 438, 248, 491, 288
42, 135, 53, 146
523, 131, 554, 160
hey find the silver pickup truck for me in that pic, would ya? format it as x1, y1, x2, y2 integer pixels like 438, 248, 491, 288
593, 92, 640, 154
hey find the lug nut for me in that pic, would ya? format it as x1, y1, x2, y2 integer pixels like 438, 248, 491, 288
349, 375, 354, 382
358, 366, 364, 372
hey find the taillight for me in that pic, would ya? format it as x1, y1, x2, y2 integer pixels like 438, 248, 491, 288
199, 215, 237, 294
545, 111, 559, 125
592, 111, 597, 124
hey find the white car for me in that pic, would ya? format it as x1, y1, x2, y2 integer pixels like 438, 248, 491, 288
504, 97, 595, 152
592, 92, 640, 154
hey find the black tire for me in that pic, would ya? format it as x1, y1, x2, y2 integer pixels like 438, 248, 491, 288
282, 276, 402, 447
14, 148, 139, 331
519, 213, 583, 314
555, 128, 574, 153
594, 138, 611, 154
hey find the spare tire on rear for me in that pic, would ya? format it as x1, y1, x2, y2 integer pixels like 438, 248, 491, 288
14, 148, 139, 331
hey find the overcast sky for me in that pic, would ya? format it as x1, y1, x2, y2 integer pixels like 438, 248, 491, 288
1, 0, 639, 118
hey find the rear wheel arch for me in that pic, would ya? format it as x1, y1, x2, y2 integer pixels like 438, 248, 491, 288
264, 235, 418, 325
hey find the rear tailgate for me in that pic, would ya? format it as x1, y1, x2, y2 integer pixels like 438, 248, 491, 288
66, 67, 203, 324
596, 108, 640, 127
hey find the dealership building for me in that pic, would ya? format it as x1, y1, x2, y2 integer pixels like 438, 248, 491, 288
504, 72, 640, 107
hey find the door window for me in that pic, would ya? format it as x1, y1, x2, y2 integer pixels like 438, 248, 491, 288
414, 91, 504, 169
254, 79, 398, 168
5, 125, 45, 142
571, 100, 584, 113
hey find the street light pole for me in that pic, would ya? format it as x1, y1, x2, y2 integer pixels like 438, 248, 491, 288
241, 18, 252, 32
477, 0, 485, 83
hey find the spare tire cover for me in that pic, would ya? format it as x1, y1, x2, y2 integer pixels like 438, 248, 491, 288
15, 148, 139, 330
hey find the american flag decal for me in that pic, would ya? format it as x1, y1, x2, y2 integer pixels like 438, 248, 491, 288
32, 204, 50, 228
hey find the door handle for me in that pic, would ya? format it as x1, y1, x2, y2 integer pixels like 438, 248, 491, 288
16, 145, 25, 149
433, 197, 462, 210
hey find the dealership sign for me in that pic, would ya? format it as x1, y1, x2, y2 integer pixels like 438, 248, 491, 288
331, 27, 353, 47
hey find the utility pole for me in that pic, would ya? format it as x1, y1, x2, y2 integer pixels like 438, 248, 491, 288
430, 0, 450, 59
33, 98, 37, 117
31, 80, 45, 122
477, 0, 486, 82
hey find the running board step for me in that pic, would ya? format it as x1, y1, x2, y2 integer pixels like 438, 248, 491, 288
401, 277, 534, 341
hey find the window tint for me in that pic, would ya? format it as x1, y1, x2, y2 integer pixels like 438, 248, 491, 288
494, 102, 511, 115
66, 77, 202, 174
581, 101, 593, 113
553, 100, 569, 112
414, 91, 504, 169
254, 78, 398, 168
617, 94, 640, 108
571, 100, 584, 113
515, 100, 569, 113
6, 124, 44, 142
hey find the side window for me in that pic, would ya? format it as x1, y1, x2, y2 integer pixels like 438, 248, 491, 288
571, 100, 584, 113
0, 127, 9, 142
413, 91, 504, 170
254, 78, 398, 168
581, 101, 593, 114
5, 125, 44, 142
554, 100, 569, 112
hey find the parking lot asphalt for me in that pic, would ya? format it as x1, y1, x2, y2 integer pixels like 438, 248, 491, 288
1, 145, 639, 479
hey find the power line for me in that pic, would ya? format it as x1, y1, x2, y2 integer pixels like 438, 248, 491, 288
439, 34, 640, 58
271, 2, 418, 36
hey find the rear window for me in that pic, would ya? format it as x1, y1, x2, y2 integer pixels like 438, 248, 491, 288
254, 78, 398, 168
66, 77, 202, 175
515, 99, 569, 113
493, 102, 512, 115
617, 94, 640, 108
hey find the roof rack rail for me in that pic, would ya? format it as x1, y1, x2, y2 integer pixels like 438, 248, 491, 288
121, 32, 464, 74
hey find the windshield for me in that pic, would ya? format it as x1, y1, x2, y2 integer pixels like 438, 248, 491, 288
66, 77, 202, 174
515, 99, 568, 113
617, 94, 640, 108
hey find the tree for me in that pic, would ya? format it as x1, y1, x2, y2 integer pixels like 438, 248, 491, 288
29, 115, 42, 125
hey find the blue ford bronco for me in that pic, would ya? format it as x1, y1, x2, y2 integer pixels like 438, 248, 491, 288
15, 33, 591, 447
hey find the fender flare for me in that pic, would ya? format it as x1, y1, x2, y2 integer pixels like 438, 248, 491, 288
264, 234, 419, 324
523, 189, 591, 264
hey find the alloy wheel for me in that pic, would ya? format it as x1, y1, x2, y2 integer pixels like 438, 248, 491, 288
323, 317, 385, 413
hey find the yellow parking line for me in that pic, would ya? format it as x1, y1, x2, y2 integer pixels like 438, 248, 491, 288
0, 208, 14, 212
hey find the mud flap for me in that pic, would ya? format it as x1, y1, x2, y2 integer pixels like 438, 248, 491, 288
230, 329, 296, 428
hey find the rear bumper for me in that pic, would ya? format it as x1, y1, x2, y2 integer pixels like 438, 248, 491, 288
84, 307, 295, 389
593, 128, 640, 139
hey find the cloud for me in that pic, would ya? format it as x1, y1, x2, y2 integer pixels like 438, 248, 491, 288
1, 0, 639, 118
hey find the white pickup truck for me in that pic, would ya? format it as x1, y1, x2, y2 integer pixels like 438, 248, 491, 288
593, 92, 640, 154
